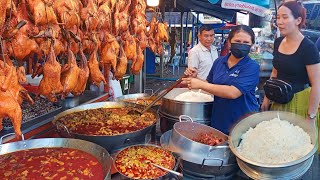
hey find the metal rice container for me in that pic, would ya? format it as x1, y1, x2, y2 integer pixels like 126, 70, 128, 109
159, 88, 213, 131
229, 111, 318, 180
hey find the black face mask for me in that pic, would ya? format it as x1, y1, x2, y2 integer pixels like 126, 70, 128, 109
230, 43, 251, 58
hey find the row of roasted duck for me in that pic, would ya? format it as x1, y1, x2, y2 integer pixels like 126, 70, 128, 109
0, 0, 168, 140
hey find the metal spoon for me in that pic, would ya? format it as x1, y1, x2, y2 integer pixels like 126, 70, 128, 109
145, 161, 183, 177
128, 74, 188, 115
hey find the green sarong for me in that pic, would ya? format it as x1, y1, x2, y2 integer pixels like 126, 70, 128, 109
271, 87, 319, 151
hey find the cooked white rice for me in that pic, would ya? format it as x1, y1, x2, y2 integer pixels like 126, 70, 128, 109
174, 90, 213, 102
238, 118, 314, 164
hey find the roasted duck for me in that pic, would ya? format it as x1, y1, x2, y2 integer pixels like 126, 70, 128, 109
101, 33, 120, 71
60, 46, 80, 97
132, 46, 144, 74
114, 46, 127, 80
38, 45, 63, 102
88, 47, 106, 87
72, 48, 89, 96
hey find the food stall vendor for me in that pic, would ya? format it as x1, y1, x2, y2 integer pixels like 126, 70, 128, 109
183, 25, 260, 134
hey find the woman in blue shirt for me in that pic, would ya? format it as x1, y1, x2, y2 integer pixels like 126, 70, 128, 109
183, 25, 260, 134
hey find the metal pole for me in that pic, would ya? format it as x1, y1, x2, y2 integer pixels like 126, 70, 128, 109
183, 11, 189, 65
196, 13, 200, 44
143, 49, 147, 92
180, 11, 184, 66
191, 14, 195, 48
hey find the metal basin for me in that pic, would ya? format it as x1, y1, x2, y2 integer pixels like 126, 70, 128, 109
52, 102, 158, 153
168, 115, 233, 167
160, 88, 213, 121
160, 130, 239, 177
0, 137, 112, 180
229, 111, 318, 179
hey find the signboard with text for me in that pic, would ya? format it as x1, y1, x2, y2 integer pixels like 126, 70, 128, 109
221, 0, 270, 17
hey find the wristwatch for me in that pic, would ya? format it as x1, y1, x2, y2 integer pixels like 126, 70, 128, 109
308, 113, 316, 119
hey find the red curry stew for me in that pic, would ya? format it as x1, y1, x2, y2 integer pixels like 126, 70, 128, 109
192, 132, 224, 146
55, 107, 156, 136
0, 147, 104, 180
115, 145, 175, 179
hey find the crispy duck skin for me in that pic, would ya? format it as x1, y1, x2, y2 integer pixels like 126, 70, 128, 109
88, 48, 106, 87
101, 33, 120, 71
80, 0, 99, 32
113, 3, 120, 36
0, 58, 33, 140
72, 48, 89, 96
53, 0, 81, 30
131, 46, 144, 75
0, 91, 23, 140
27, 0, 58, 26
0, 1, 8, 34
122, 31, 137, 61
118, 0, 131, 33
114, 46, 128, 80
0, 57, 34, 105
146, 16, 157, 37
137, 31, 148, 50
38, 46, 63, 102
130, 0, 146, 16
155, 22, 169, 42
17, 66, 27, 83
60, 47, 80, 97
97, 2, 112, 31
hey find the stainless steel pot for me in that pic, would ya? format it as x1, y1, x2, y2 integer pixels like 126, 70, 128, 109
160, 88, 213, 121
229, 111, 319, 180
159, 111, 211, 133
160, 130, 239, 177
0, 135, 112, 180
168, 115, 232, 166
52, 102, 158, 153
113, 144, 180, 180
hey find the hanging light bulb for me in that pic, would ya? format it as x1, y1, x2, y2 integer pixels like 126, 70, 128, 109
147, 0, 159, 7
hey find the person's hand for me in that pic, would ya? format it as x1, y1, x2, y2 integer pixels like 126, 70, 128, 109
260, 97, 270, 111
184, 67, 198, 78
182, 77, 204, 90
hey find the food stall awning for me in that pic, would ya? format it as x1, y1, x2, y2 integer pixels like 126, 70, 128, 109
175, 0, 238, 22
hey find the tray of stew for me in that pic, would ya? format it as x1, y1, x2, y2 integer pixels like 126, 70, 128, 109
54, 106, 157, 136
114, 145, 176, 179
0, 147, 104, 179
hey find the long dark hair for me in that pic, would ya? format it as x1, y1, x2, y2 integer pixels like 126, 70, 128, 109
228, 25, 255, 44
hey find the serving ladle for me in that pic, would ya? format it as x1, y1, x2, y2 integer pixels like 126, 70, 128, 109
128, 74, 188, 115
144, 160, 183, 177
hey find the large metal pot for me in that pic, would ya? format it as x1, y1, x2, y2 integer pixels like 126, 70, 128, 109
160, 88, 213, 121
160, 130, 239, 177
229, 111, 319, 180
52, 102, 158, 153
168, 115, 232, 166
0, 136, 112, 180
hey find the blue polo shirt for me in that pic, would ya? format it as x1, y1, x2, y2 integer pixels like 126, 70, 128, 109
206, 54, 260, 134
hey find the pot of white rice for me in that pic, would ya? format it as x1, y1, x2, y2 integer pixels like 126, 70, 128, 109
229, 111, 318, 180
160, 88, 213, 121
